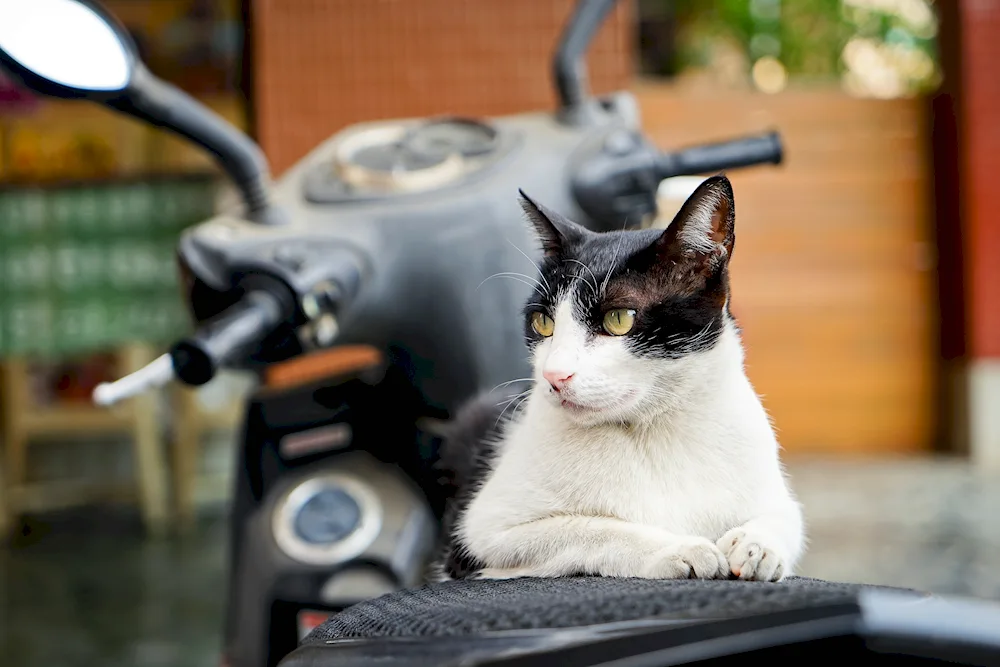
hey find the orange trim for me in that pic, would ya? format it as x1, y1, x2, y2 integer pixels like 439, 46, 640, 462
263, 346, 384, 391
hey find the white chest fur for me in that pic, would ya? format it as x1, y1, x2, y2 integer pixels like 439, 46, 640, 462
467, 381, 781, 539
457, 327, 804, 580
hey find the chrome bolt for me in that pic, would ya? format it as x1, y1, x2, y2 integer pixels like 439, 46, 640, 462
313, 314, 339, 347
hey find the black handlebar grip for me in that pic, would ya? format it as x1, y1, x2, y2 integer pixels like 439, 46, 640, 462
656, 132, 783, 179
170, 289, 290, 386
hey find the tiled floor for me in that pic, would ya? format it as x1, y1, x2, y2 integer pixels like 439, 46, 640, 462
0, 511, 227, 667
2, 456, 999, 667
792, 456, 1000, 598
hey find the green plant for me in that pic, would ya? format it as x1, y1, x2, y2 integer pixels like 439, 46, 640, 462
655, 0, 940, 96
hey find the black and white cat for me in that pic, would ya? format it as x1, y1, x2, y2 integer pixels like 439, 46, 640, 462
433, 175, 804, 583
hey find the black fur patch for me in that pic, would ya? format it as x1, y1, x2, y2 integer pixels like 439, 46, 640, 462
431, 392, 514, 581
520, 176, 736, 360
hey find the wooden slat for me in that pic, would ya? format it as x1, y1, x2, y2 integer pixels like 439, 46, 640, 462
643, 85, 934, 454
8, 480, 136, 513
19, 407, 133, 436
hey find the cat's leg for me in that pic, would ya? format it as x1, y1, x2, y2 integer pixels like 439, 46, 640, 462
716, 507, 805, 582
462, 515, 729, 580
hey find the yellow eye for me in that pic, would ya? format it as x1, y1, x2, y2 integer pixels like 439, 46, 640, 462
531, 312, 554, 337
602, 308, 636, 336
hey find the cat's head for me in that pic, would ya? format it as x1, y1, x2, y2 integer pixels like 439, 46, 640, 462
519, 175, 737, 426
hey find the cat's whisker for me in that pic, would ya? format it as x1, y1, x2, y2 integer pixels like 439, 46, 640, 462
600, 216, 630, 296
492, 271, 545, 288
653, 320, 722, 356
495, 390, 532, 427
478, 272, 543, 293
563, 259, 599, 296
495, 388, 531, 408
499, 387, 531, 404
672, 322, 720, 354
490, 377, 536, 393
568, 273, 595, 297
507, 238, 551, 296
510, 394, 531, 423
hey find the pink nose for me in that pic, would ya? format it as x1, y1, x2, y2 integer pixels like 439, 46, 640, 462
543, 369, 574, 392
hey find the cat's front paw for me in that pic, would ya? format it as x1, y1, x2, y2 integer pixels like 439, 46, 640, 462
717, 528, 786, 582
642, 538, 729, 580
473, 566, 542, 580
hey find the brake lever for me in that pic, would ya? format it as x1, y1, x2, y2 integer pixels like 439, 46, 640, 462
92, 353, 176, 406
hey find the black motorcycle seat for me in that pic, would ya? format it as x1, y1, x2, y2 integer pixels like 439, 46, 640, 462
283, 577, 1000, 667
304, 576, 913, 641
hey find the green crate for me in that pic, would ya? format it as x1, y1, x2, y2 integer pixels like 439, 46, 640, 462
2, 299, 57, 355
1, 243, 53, 295
50, 241, 107, 294
0, 189, 48, 243
0, 176, 217, 359
52, 298, 110, 352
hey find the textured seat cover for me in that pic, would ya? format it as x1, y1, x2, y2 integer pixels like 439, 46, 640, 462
305, 576, 910, 642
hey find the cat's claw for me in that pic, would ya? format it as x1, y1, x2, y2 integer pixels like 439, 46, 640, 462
717, 528, 786, 582
643, 538, 729, 580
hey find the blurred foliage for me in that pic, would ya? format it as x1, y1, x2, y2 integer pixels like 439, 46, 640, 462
640, 0, 941, 97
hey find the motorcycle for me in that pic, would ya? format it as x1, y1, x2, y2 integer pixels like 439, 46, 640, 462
4, 2, 999, 667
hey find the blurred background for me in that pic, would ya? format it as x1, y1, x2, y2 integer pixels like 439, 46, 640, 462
1, 0, 999, 665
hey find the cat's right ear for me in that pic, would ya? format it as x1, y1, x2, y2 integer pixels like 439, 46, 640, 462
518, 190, 585, 257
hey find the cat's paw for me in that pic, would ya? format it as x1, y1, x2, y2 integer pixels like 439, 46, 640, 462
473, 567, 540, 580
716, 528, 786, 581
642, 538, 730, 580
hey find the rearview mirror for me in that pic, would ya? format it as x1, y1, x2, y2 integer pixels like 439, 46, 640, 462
0, 0, 282, 225
0, 0, 133, 96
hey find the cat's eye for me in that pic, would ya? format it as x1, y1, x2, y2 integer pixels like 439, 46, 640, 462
602, 308, 636, 336
531, 312, 554, 337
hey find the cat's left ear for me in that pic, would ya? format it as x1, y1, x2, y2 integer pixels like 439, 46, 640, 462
656, 175, 735, 274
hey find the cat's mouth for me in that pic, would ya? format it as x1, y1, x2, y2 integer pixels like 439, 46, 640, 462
557, 389, 637, 413
559, 398, 593, 411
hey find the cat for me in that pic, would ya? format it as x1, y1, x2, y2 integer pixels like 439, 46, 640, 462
431, 175, 805, 583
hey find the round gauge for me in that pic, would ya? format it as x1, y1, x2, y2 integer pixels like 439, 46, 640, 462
333, 125, 464, 193
272, 474, 383, 565
404, 117, 499, 158
292, 488, 362, 545
350, 142, 450, 174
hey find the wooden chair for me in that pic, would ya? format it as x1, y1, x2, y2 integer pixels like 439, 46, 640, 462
0, 344, 170, 536
170, 378, 246, 532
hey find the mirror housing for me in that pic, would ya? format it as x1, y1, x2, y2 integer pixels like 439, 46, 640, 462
0, 0, 134, 97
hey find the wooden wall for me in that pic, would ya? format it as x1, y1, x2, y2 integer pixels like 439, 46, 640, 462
639, 83, 935, 454
249, 0, 632, 174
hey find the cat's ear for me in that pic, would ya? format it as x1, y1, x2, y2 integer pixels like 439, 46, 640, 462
518, 189, 585, 257
656, 175, 735, 273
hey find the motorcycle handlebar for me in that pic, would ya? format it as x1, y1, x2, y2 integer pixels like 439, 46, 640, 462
92, 287, 294, 406
656, 132, 783, 179
92, 246, 367, 406
169, 288, 292, 386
